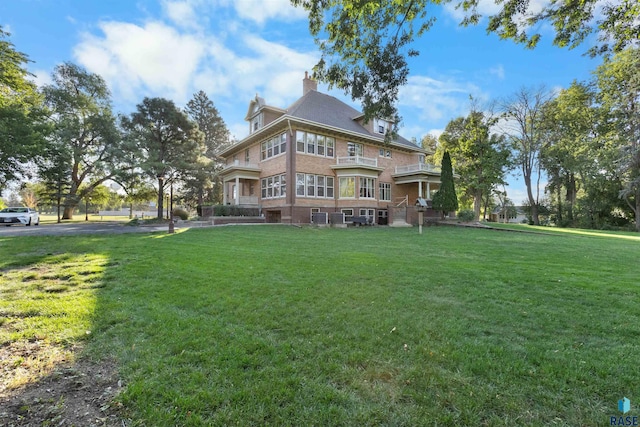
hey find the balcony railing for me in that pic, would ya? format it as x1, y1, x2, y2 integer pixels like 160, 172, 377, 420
395, 163, 442, 174
223, 160, 260, 170
334, 156, 378, 167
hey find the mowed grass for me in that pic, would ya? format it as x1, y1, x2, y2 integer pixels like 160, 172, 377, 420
1, 226, 639, 425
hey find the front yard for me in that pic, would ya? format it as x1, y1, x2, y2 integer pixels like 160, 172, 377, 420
1, 226, 639, 425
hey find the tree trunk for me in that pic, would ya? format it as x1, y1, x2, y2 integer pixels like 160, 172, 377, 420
157, 177, 164, 219
524, 173, 540, 225
636, 189, 640, 232
566, 173, 576, 223
62, 205, 75, 220
473, 190, 482, 221
556, 184, 562, 224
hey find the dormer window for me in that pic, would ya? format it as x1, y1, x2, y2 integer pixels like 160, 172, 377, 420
374, 118, 388, 134
250, 114, 262, 134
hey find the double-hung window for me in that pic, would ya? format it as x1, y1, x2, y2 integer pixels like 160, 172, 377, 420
347, 142, 363, 157
296, 131, 334, 158
360, 177, 375, 199
379, 182, 391, 201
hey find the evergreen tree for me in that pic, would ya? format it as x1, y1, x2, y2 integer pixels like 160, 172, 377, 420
432, 151, 458, 218
121, 97, 205, 219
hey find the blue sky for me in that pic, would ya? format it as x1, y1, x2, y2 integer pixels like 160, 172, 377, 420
1, 0, 604, 204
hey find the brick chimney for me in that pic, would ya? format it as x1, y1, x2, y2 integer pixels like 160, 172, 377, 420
303, 71, 317, 95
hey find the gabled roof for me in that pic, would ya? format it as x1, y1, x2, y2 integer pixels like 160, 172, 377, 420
286, 90, 419, 150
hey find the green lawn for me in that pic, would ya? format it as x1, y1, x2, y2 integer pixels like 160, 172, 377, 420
1, 226, 639, 425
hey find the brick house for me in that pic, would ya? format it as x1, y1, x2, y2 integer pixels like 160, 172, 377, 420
219, 73, 444, 225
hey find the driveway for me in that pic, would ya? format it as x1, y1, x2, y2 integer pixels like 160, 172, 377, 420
0, 221, 176, 237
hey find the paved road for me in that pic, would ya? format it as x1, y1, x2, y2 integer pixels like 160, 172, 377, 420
0, 221, 177, 237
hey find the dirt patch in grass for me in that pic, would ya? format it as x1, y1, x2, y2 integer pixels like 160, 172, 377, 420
0, 342, 125, 427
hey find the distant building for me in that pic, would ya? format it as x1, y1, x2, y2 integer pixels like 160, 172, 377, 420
490, 206, 528, 223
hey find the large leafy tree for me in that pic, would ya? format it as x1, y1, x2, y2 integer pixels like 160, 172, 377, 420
0, 27, 50, 192
594, 47, 640, 231
539, 81, 597, 226
432, 151, 458, 217
292, 0, 639, 121
185, 91, 230, 209
438, 110, 509, 220
121, 97, 205, 219
42, 62, 125, 219
500, 86, 554, 225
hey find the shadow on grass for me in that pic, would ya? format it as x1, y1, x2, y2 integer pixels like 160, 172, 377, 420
2, 226, 640, 425
0, 231, 174, 426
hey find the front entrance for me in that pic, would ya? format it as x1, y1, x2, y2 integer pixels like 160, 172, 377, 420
266, 210, 281, 223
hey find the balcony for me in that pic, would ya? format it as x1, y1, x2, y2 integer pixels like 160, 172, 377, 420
222, 160, 261, 172
394, 163, 442, 174
331, 156, 383, 173
336, 156, 377, 167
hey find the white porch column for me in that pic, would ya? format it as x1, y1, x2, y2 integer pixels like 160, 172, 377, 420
222, 180, 227, 205
235, 176, 240, 205
426, 182, 431, 199
418, 181, 423, 198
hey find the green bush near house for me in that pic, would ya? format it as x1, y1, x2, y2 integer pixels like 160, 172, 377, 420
212, 204, 260, 216
1, 226, 639, 426
456, 209, 475, 222
172, 207, 189, 220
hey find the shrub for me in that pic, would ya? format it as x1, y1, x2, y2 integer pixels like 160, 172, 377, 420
212, 205, 260, 216
457, 209, 475, 222
172, 208, 189, 220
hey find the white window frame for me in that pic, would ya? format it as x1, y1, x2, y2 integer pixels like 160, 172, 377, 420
341, 209, 354, 222
359, 177, 376, 199
295, 131, 334, 158
261, 133, 287, 161
379, 182, 391, 201
261, 174, 286, 199
347, 142, 363, 157
251, 114, 262, 133
339, 177, 356, 199
326, 177, 334, 198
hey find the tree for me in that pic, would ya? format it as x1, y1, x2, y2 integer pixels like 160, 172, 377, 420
438, 109, 510, 221
432, 151, 458, 217
594, 47, 640, 231
38, 143, 72, 223
0, 27, 50, 192
42, 62, 125, 219
500, 86, 554, 225
292, 0, 639, 121
539, 81, 597, 226
18, 182, 40, 208
185, 91, 230, 208
121, 97, 205, 219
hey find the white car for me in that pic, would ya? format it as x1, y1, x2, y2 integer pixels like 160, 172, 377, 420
0, 207, 40, 226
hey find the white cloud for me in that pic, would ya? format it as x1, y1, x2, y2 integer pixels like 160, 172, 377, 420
489, 64, 505, 80
398, 74, 486, 122
444, 0, 502, 23
162, 0, 199, 29
30, 69, 53, 88
444, 0, 549, 33
74, 20, 206, 103
221, 0, 307, 24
